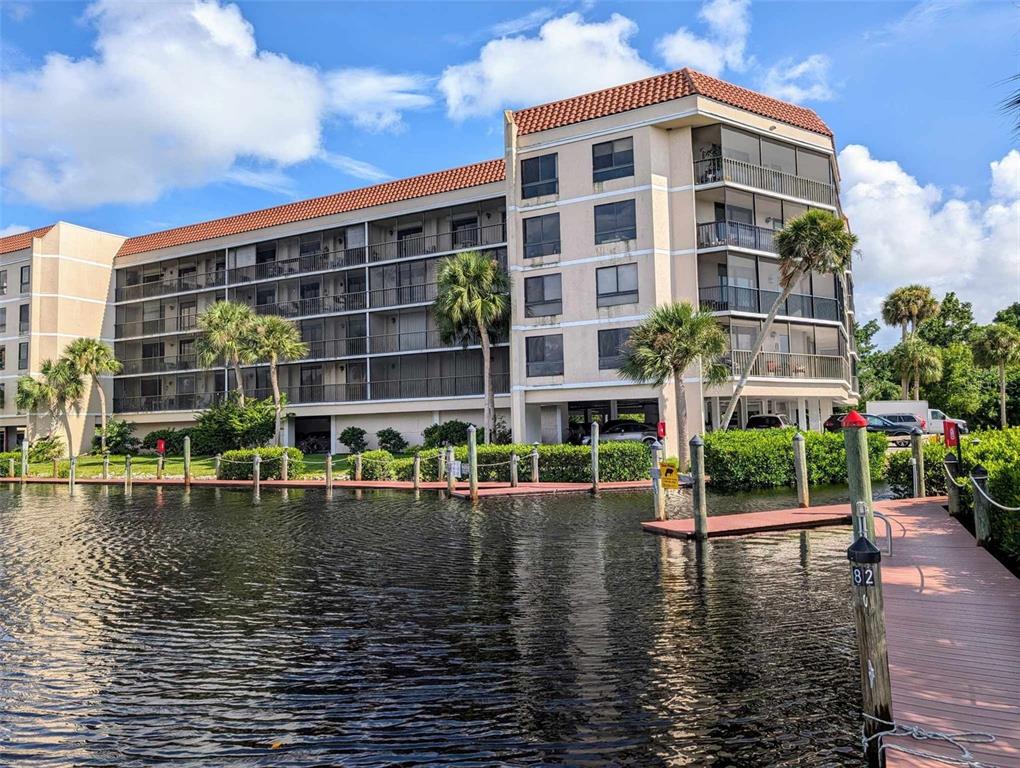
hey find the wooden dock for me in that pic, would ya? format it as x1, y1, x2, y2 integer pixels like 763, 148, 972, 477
644, 496, 1020, 766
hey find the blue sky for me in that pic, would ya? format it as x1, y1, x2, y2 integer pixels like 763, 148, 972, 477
1, 0, 1018, 337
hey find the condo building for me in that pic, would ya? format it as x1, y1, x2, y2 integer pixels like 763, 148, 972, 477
0, 68, 857, 455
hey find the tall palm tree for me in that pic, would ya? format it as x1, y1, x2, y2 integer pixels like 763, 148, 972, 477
720, 210, 857, 430
195, 301, 257, 406
882, 284, 939, 395
972, 322, 1020, 427
890, 336, 942, 401
39, 358, 86, 458
251, 315, 309, 444
881, 287, 914, 342
15, 375, 47, 446
434, 250, 509, 443
619, 302, 729, 469
63, 337, 122, 453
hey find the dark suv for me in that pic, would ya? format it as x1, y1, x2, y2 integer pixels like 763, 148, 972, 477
745, 414, 793, 429
823, 413, 913, 446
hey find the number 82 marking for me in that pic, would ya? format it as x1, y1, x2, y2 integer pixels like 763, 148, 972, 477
852, 566, 875, 586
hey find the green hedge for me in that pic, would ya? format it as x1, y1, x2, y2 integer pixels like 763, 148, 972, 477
359, 450, 394, 480
219, 447, 304, 480
885, 440, 950, 498
0, 450, 21, 477
703, 429, 888, 492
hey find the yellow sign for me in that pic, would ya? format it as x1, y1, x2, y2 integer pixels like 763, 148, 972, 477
660, 462, 680, 490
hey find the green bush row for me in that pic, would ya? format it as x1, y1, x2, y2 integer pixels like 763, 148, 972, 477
141, 399, 276, 457
219, 447, 304, 480
703, 428, 888, 492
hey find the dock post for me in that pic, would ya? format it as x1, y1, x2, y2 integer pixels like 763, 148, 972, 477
650, 440, 666, 521
253, 454, 261, 499
438, 444, 447, 482
531, 442, 540, 484
847, 535, 894, 767
354, 453, 363, 482
214, 454, 222, 480
842, 411, 876, 541
971, 465, 991, 547
183, 436, 192, 488
590, 422, 600, 495
102, 452, 110, 480
910, 429, 925, 497
412, 455, 421, 493
21, 441, 28, 484
52, 458, 59, 478
68, 456, 76, 495
124, 455, 132, 492
281, 450, 289, 482
945, 455, 961, 517
157, 454, 164, 480
510, 451, 519, 487
325, 453, 333, 498
793, 432, 810, 508
691, 435, 708, 538
467, 425, 478, 502
8, 457, 14, 479
446, 445, 456, 495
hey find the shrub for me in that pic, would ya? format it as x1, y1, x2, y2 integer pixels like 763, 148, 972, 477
339, 426, 368, 453
28, 435, 63, 463
91, 419, 140, 454
422, 420, 474, 448
703, 428, 886, 492
219, 447, 304, 480
0, 450, 21, 476
142, 428, 188, 455
359, 449, 394, 480
885, 440, 949, 498
192, 398, 275, 454
297, 434, 330, 454
391, 456, 416, 480
376, 427, 408, 453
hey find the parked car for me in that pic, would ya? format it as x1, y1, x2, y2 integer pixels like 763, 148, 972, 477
866, 400, 967, 435
582, 422, 657, 445
880, 413, 927, 432
745, 414, 793, 429
823, 413, 913, 447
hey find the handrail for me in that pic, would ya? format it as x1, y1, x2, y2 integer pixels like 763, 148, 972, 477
970, 472, 1020, 512
116, 269, 226, 302
697, 220, 777, 253
230, 248, 367, 284
367, 223, 506, 263
728, 349, 849, 380
694, 156, 836, 206
699, 285, 840, 321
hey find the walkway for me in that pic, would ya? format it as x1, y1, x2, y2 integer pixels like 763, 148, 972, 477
641, 506, 851, 538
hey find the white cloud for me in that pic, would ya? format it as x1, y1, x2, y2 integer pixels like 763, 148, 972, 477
0, 224, 30, 238
438, 12, 655, 120
318, 152, 391, 183
0, 0, 429, 209
839, 144, 1020, 343
489, 7, 558, 38
656, 0, 750, 75
990, 149, 1020, 200
761, 54, 833, 102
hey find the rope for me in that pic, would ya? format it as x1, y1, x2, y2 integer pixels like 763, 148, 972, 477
863, 714, 997, 767
970, 476, 1020, 512
942, 461, 968, 489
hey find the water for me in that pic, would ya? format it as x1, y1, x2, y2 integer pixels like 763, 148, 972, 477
0, 485, 864, 766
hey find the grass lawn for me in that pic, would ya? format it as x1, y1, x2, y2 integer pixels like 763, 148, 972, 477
10, 453, 356, 480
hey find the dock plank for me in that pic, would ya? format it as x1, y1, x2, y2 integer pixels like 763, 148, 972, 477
640, 506, 851, 538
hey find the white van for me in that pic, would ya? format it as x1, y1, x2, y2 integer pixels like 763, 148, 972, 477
867, 400, 968, 435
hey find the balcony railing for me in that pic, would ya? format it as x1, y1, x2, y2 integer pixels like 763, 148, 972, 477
369, 329, 446, 354
728, 350, 849, 381
368, 223, 506, 263
304, 336, 369, 359
700, 286, 841, 321
697, 220, 777, 253
114, 391, 224, 413
229, 248, 367, 284
369, 282, 437, 309
246, 373, 510, 405
254, 292, 369, 318
116, 269, 226, 302
115, 314, 199, 338
695, 157, 836, 206
118, 354, 199, 375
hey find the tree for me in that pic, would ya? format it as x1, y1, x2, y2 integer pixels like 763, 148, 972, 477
720, 210, 857, 429
920, 343, 983, 419
63, 337, 122, 453
918, 292, 975, 347
881, 284, 940, 395
196, 301, 258, 406
890, 337, 942, 401
251, 315, 308, 444
39, 358, 86, 458
619, 302, 728, 469
971, 322, 1020, 427
15, 375, 48, 446
994, 302, 1020, 332
434, 251, 509, 444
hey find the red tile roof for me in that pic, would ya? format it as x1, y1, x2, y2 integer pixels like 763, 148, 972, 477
0, 224, 54, 256
118, 159, 506, 257
512, 68, 832, 137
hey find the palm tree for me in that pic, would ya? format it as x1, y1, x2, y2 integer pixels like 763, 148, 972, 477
720, 210, 857, 430
63, 337, 122, 453
890, 336, 942, 401
251, 315, 309, 444
15, 375, 47, 446
882, 285, 939, 395
39, 358, 86, 458
195, 301, 257, 406
881, 287, 914, 342
619, 302, 729, 469
972, 322, 1020, 427
434, 251, 509, 443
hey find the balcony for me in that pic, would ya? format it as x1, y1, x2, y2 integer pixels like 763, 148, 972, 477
253, 291, 368, 319
367, 329, 508, 354
369, 282, 437, 309
229, 248, 367, 285
116, 269, 226, 302
305, 336, 369, 359
700, 286, 841, 322
368, 222, 506, 263
119, 355, 199, 375
727, 349, 849, 381
114, 391, 224, 413
695, 157, 836, 206
697, 220, 777, 253
246, 373, 510, 405
115, 314, 199, 338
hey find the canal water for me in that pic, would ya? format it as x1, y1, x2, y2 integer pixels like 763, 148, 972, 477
0, 485, 865, 766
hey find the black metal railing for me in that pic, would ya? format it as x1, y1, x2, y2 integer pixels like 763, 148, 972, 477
115, 314, 199, 338
229, 248, 367, 284
116, 269, 226, 302
727, 350, 849, 381
699, 286, 840, 321
694, 156, 836, 206
244, 372, 510, 405
367, 223, 506, 263
304, 336, 369, 359
118, 355, 199, 375
697, 220, 777, 253
253, 292, 369, 318
369, 282, 437, 309
114, 391, 224, 413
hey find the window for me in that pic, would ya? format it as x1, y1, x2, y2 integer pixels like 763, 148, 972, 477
524, 274, 562, 317
20, 265, 30, 293
596, 263, 639, 307
0, 270, 6, 295
594, 200, 636, 244
256, 242, 277, 264
521, 154, 558, 198
451, 216, 479, 249
256, 286, 277, 307
598, 327, 633, 369
0, 307, 5, 334
526, 334, 564, 376
18, 342, 28, 370
299, 233, 323, 257
592, 137, 634, 182
0, 383, 4, 409
18, 304, 29, 334
0, 346, 5, 370
523, 214, 560, 258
